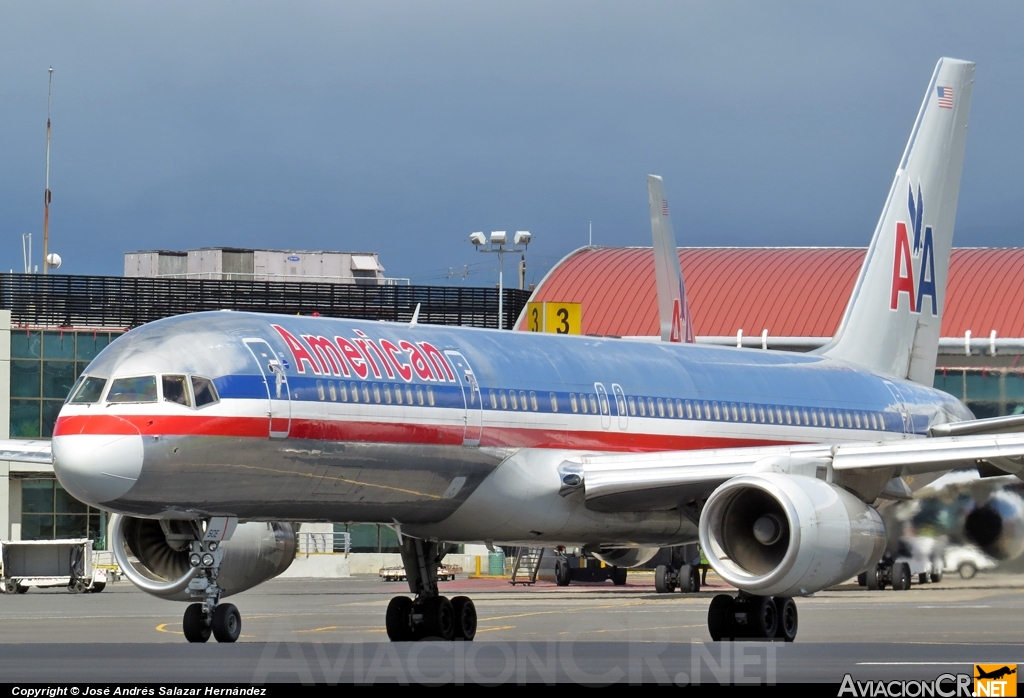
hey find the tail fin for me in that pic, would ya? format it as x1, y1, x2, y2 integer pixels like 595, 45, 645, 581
648, 174, 695, 343
821, 58, 974, 383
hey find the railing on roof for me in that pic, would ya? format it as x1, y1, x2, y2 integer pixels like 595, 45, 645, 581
0, 273, 531, 330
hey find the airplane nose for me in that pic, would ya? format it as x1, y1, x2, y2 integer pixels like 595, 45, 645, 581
53, 433, 145, 507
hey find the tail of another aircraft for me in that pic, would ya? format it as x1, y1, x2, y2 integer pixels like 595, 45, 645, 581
648, 175, 695, 343
821, 58, 974, 384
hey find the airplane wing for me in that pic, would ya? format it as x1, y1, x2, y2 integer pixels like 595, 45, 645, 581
0, 439, 54, 465
566, 431, 1024, 513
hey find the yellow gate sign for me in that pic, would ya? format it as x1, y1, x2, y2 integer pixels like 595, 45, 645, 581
526, 302, 581, 335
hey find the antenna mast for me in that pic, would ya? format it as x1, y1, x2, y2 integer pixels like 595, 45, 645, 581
42, 67, 53, 275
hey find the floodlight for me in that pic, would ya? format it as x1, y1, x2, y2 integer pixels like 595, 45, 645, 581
469, 232, 486, 246
514, 231, 531, 246
490, 231, 507, 245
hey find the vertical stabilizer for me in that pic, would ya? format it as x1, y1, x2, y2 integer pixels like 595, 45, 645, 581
821, 58, 974, 384
648, 175, 695, 343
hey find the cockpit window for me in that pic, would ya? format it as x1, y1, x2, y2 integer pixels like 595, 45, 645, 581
162, 375, 192, 407
68, 376, 107, 404
107, 376, 158, 403
191, 376, 219, 407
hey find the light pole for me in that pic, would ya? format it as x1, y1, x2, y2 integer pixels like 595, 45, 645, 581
471, 231, 530, 329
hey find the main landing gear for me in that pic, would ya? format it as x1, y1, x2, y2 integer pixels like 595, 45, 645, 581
181, 519, 241, 644
386, 538, 477, 642
707, 593, 798, 642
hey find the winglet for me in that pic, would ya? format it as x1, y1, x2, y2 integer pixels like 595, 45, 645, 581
648, 175, 695, 343
409, 303, 421, 328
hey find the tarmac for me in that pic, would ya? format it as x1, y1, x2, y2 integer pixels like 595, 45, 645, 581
0, 571, 1021, 685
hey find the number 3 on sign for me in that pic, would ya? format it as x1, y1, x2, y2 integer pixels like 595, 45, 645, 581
525, 302, 581, 334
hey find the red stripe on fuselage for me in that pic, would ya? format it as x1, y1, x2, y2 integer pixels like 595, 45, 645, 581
54, 412, 799, 452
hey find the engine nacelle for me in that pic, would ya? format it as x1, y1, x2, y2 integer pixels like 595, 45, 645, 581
963, 491, 1024, 561
590, 546, 660, 569
112, 515, 297, 601
699, 473, 886, 597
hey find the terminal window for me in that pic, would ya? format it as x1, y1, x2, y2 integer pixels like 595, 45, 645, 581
10, 330, 123, 438
19, 477, 105, 544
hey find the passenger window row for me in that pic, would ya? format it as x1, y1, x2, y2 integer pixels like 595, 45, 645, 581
315, 380, 435, 407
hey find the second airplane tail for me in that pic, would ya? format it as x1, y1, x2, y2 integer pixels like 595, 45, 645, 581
821, 58, 974, 384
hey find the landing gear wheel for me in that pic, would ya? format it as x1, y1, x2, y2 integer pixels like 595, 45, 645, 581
655, 565, 676, 593
707, 594, 735, 641
919, 573, 929, 585
930, 568, 943, 583
746, 595, 778, 639
555, 560, 571, 587
386, 596, 414, 641
773, 597, 798, 642
183, 603, 211, 643
865, 565, 885, 590
419, 596, 455, 640
892, 562, 911, 591
212, 603, 242, 643
451, 596, 477, 641
857, 572, 867, 586
678, 565, 700, 594
612, 567, 627, 586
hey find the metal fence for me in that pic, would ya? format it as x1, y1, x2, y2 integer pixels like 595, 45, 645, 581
298, 531, 351, 556
0, 273, 531, 330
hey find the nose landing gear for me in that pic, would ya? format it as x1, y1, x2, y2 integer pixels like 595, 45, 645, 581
385, 538, 478, 642
180, 518, 241, 643
707, 593, 798, 642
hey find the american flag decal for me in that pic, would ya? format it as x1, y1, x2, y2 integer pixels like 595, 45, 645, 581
936, 86, 954, 109
662, 199, 669, 216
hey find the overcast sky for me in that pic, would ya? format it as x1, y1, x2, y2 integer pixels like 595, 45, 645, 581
2, 2, 1022, 286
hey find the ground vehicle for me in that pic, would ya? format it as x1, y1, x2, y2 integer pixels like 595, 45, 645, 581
1, 539, 107, 594
944, 545, 997, 579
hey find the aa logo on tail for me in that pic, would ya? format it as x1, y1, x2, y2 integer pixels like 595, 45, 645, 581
890, 183, 938, 315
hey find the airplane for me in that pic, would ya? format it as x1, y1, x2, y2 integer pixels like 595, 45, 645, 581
975, 666, 1017, 681
3, 56, 1020, 645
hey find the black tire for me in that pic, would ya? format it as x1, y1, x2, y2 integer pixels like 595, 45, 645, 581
211, 603, 241, 643
555, 560, 571, 587
418, 596, 455, 640
612, 567, 627, 586
865, 565, 886, 590
892, 562, 911, 591
451, 596, 477, 641
745, 596, 778, 639
654, 565, 675, 593
16, 584, 28, 594
774, 597, 798, 642
386, 596, 414, 641
90, 583, 105, 593
930, 568, 943, 583
678, 565, 699, 594
919, 573, 929, 585
707, 594, 734, 641
857, 572, 867, 586
183, 603, 211, 643
958, 562, 976, 580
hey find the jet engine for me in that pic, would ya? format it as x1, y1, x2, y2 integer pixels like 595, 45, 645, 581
110, 515, 297, 601
699, 473, 886, 597
963, 490, 1024, 561
590, 546, 660, 568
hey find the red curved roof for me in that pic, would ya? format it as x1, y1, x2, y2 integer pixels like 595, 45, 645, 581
520, 247, 1024, 339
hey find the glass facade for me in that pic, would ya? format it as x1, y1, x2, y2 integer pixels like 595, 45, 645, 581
334, 523, 402, 553
19, 477, 106, 545
10, 330, 122, 437
934, 368, 1024, 419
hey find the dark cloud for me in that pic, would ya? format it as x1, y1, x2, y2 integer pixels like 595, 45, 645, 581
1, 1, 1022, 284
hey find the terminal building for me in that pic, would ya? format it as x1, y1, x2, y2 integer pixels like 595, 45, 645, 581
3, 245, 1023, 560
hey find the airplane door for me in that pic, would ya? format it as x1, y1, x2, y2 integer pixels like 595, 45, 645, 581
611, 383, 628, 430
883, 380, 910, 435
594, 383, 612, 430
444, 350, 482, 446
244, 338, 291, 439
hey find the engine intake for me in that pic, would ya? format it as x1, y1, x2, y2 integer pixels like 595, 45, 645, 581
111, 514, 297, 600
699, 473, 885, 597
963, 491, 1024, 561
